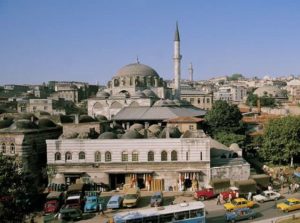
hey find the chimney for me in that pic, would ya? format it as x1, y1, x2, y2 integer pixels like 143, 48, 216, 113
166, 126, 170, 138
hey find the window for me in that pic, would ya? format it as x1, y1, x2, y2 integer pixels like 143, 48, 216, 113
65, 152, 72, 160
186, 151, 189, 160
10, 143, 15, 154
148, 151, 154, 161
55, 152, 61, 160
171, 150, 177, 161
189, 125, 194, 130
198, 98, 201, 104
1, 143, 6, 153
161, 151, 167, 161
79, 151, 85, 160
44, 106, 48, 110
122, 151, 128, 162
33, 106, 37, 111
200, 152, 203, 160
132, 151, 138, 162
95, 151, 101, 162
190, 98, 195, 104
206, 98, 210, 103
105, 151, 111, 162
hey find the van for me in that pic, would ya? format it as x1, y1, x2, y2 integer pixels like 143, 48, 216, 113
122, 187, 140, 208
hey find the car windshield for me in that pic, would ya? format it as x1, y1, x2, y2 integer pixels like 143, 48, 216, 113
152, 195, 161, 199
87, 198, 97, 202
66, 199, 79, 204
284, 201, 292, 205
232, 200, 239, 205
45, 203, 56, 208
125, 194, 137, 199
109, 201, 117, 204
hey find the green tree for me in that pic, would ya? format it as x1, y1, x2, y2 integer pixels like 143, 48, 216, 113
214, 131, 246, 147
259, 116, 300, 166
228, 73, 244, 81
0, 154, 37, 222
204, 100, 243, 136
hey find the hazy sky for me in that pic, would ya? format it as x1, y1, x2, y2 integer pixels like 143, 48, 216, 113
1, 0, 300, 85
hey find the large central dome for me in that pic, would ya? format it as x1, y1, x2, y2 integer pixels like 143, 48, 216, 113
115, 63, 159, 78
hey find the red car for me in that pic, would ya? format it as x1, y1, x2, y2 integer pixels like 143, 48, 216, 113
220, 187, 239, 202
44, 191, 65, 214
194, 186, 216, 201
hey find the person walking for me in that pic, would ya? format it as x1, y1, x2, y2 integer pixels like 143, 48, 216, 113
99, 202, 105, 215
228, 193, 232, 203
217, 195, 221, 205
288, 183, 292, 194
247, 192, 252, 201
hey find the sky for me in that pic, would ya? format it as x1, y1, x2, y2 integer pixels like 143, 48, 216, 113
1, 0, 300, 85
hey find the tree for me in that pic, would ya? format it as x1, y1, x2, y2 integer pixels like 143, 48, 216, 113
214, 131, 246, 147
259, 116, 300, 166
227, 73, 244, 81
204, 100, 243, 136
0, 154, 37, 222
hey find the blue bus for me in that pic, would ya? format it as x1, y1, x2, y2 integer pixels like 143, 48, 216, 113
111, 201, 205, 223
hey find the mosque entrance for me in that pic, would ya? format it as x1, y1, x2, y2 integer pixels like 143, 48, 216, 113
109, 174, 125, 190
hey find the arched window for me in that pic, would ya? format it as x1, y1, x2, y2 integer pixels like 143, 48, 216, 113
161, 151, 167, 161
95, 151, 101, 162
105, 151, 111, 162
132, 151, 138, 162
148, 151, 154, 162
1, 143, 6, 153
65, 152, 72, 160
79, 151, 85, 160
10, 143, 15, 154
122, 151, 128, 162
171, 150, 177, 161
55, 152, 61, 161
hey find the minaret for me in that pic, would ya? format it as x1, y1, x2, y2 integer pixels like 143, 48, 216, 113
173, 22, 182, 100
188, 63, 193, 82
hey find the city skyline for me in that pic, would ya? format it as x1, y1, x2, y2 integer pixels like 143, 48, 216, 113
1, 0, 300, 85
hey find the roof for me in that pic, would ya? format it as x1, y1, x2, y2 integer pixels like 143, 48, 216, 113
174, 22, 180, 41
115, 63, 159, 78
112, 106, 206, 121
165, 116, 204, 123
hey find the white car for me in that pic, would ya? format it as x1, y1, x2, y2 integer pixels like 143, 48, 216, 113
253, 190, 281, 203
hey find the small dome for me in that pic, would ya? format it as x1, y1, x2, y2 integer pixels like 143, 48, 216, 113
95, 115, 108, 121
60, 115, 74, 123
96, 91, 110, 98
79, 115, 95, 123
148, 124, 162, 135
62, 132, 79, 139
0, 119, 13, 129
121, 129, 144, 139
159, 126, 181, 138
115, 63, 159, 78
14, 119, 38, 129
38, 118, 57, 128
153, 99, 170, 107
143, 89, 158, 98
165, 99, 177, 106
98, 132, 118, 139
129, 123, 144, 131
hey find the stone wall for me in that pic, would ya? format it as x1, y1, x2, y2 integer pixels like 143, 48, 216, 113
211, 163, 250, 183
62, 122, 101, 136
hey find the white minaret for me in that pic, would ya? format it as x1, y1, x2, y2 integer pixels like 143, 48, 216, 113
173, 22, 182, 100
188, 63, 194, 82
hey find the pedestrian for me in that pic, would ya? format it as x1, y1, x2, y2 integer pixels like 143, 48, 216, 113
247, 192, 252, 201
235, 191, 239, 198
99, 202, 105, 215
268, 184, 273, 191
228, 193, 232, 203
220, 193, 224, 204
288, 183, 292, 194
217, 195, 221, 205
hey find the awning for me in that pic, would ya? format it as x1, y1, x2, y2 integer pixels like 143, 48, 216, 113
105, 170, 154, 174
294, 172, 300, 178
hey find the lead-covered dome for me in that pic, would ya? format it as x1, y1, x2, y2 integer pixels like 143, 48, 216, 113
115, 63, 159, 78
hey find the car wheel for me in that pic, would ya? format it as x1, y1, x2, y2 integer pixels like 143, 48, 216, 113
199, 196, 205, 201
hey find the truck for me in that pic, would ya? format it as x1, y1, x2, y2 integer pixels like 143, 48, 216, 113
63, 183, 87, 211
122, 187, 140, 208
43, 191, 65, 214
250, 174, 270, 193
234, 179, 257, 196
194, 179, 239, 201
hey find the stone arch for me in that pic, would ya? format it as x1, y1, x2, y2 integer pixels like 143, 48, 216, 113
110, 101, 123, 109
129, 101, 140, 107
93, 102, 104, 109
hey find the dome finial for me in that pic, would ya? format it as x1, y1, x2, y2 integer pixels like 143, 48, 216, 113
136, 55, 140, 64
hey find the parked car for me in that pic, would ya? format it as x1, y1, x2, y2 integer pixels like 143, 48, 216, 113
107, 195, 123, 209
84, 195, 101, 213
58, 208, 82, 221
225, 207, 256, 222
252, 190, 280, 203
43, 191, 65, 214
150, 191, 163, 207
277, 198, 300, 212
194, 185, 239, 201
224, 198, 255, 211
123, 188, 140, 208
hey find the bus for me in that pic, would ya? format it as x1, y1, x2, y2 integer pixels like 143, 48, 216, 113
111, 201, 205, 223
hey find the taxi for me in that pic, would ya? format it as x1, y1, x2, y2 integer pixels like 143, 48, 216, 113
224, 198, 255, 211
277, 198, 300, 212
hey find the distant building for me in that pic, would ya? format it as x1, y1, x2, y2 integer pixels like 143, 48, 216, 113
214, 85, 247, 104
181, 89, 213, 110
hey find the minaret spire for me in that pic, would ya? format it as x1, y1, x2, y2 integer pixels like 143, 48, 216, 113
188, 63, 194, 82
173, 22, 182, 100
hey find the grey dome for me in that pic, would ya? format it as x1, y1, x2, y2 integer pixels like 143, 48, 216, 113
121, 129, 144, 139
0, 119, 13, 129
229, 143, 240, 151
79, 115, 95, 123
115, 63, 159, 78
129, 123, 144, 131
98, 132, 118, 139
95, 115, 108, 121
148, 124, 162, 135
159, 126, 181, 138
38, 118, 57, 128
14, 119, 38, 129
96, 91, 110, 98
